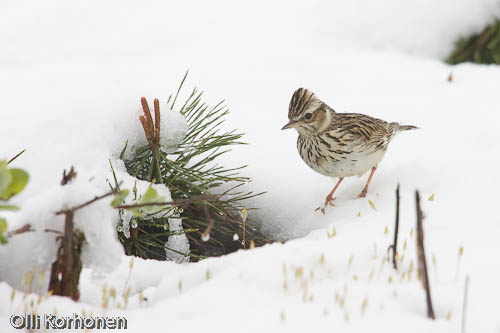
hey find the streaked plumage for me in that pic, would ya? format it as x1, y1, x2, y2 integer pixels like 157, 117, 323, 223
282, 88, 417, 212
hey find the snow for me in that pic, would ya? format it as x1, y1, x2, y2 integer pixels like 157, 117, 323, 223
0, 172, 124, 286
165, 216, 190, 263
1, 0, 500, 332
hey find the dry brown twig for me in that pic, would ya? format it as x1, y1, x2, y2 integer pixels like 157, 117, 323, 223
387, 183, 400, 270
50, 167, 119, 301
55, 188, 119, 215
7, 226, 67, 239
6, 224, 33, 238
61, 167, 77, 185
415, 190, 435, 320
200, 206, 214, 242
114, 194, 221, 210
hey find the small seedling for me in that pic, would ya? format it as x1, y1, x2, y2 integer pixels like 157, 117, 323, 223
347, 255, 354, 270
361, 297, 368, 315
280, 310, 286, 323
327, 227, 336, 239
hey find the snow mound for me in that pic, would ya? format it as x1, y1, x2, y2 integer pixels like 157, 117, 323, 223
0, 173, 123, 290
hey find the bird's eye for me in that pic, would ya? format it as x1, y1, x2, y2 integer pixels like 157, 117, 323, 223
304, 113, 312, 120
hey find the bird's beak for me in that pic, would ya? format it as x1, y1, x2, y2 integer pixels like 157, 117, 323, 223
281, 120, 300, 130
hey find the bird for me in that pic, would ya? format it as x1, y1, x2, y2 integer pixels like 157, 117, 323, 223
282, 88, 417, 213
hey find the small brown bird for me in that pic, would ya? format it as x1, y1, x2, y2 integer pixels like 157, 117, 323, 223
282, 88, 417, 213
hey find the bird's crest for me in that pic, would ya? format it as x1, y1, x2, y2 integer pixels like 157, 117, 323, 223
289, 88, 331, 119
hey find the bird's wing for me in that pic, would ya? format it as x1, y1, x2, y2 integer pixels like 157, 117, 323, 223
333, 113, 393, 149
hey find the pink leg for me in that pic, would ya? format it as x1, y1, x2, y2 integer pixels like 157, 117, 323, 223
359, 167, 377, 198
316, 177, 344, 214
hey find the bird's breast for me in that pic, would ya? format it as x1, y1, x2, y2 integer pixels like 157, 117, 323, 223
297, 135, 386, 178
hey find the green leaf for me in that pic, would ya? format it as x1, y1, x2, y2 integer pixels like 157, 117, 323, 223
140, 185, 165, 204
0, 218, 7, 234
0, 161, 12, 196
111, 189, 129, 207
0, 218, 8, 244
0, 205, 20, 211
131, 208, 142, 217
0, 168, 29, 200
140, 185, 167, 214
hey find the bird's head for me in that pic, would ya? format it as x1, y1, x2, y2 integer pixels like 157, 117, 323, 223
281, 88, 334, 136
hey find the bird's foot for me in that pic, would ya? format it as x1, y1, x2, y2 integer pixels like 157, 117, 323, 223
315, 197, 336, 214
358, 189, 367, 198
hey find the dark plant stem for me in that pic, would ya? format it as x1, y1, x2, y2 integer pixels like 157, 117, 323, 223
6, 224, 32, 238
61, 167, 77, 185
49, 167, 116, 301
7, 149, 26, 165
60, 211, 74, 297
388, 183, 400, 270
416, 190, 435, 320
55, 188, 118, 215
114, 194, 220, 210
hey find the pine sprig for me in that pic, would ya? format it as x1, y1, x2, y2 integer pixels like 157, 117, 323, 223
447, 20, 500, 64
121, 74, 269, 260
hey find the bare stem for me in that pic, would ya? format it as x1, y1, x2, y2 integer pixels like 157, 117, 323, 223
201, 206, 214, 241
61, 210, 74, 297
7, 149, 26, 165
61, 167, 77, 185
55, 188, 118, 215
416, 190, 435, 320
114, 194, 220, 210
388, 183, 400, 270
6, 224, 32, 238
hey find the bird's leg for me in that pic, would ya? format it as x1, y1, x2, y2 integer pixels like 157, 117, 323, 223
358, 167, 377, 198
316, 177, 344, 214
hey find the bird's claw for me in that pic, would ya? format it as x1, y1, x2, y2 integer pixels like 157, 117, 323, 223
315, 197, 336, 214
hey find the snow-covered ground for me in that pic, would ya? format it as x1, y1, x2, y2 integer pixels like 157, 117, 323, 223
1, 0, 500, 331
